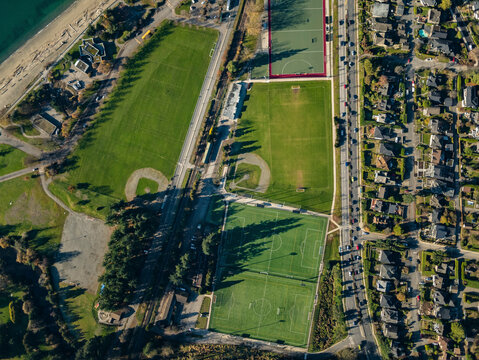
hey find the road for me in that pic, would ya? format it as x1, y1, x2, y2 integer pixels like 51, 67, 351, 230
337, 0, 381, 356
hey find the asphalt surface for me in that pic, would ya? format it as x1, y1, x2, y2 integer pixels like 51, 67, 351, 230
338, 0, 381, 357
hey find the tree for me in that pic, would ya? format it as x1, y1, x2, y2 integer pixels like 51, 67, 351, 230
226, 61, 237, 76
202, 233, 215, 256
393, 223, 404, 236
450, 322, 465, 343
363, 59, 373, 76
440, 0, 451, 10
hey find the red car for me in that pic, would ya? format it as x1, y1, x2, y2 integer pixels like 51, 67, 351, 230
417, 295, 420, 301
356, 245, 360, 251
344, 84, 347, 88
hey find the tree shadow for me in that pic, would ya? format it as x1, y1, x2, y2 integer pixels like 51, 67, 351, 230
269, 0, 311, 32
214, 216, 302, 291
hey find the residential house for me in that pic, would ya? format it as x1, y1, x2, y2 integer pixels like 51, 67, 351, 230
428, 25, 448, 40
430, 207, 443, 223
373, 113, 390, 123
438, 336, 452, 352
375, 155, 392, 170
429, 134, 443, 149
374, 171, 396, 185
444, 97, 455, 107
377, 186, 387, 199
431, 149, 444, 165
463, 86, 479, 108
372, 20, 393, 33
434, 306, 454, 320
371, 126, 393, 141
380, 264, 399, 280
378, 143, 396, 157
430, 90, 442, 103
382, 323, 399, 339
379, 250, 399, 264
426, 73, 438, 88
431, 223, 453, 240
432, 290, 454, 306
430, 118, 450, 134
429, 179, 454, 197
420, 0, 436, 6
380, 294, 398, 309
381, 308, 399, 324
386, 203, 404, 216
435, 262, 449, 275
432, 165, 454, 182
423, 107, 441, 116
430, 39, 454, 56
430, 194, 445, 208
433, 274, 447, 290
377, 99, 390, 111
377, 279, 392, 293
370, 199, 384, 212
396, 4, 405, 16
428, 9, 441, 25
372, 3, 390, 18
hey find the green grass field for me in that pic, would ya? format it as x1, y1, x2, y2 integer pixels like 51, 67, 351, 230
50, 22, 218, 217
58, 284, 113, 340
0, 144, 29, 176
210, 202, 328, 347
229, 81, 333, 213
136, 178, 159, 196
0, 176, 67, 257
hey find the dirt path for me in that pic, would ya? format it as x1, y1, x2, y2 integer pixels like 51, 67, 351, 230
124, 167, 169, 201
231, 153, 271, 193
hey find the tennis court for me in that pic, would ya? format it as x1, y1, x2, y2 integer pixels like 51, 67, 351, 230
268, 0, 326, 77
209, 202, 328, 347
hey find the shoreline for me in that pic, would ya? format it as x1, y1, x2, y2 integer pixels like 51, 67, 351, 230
0, 0, 77, 64
0, 0, 118, 117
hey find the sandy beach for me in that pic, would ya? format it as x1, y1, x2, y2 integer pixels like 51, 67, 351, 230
0, 0, 118, 117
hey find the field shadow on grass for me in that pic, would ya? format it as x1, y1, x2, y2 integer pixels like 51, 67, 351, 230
57, 284, 86, 339
252, 46, 308, 69
231, 140, 261, 156
0, 224, 19, 237
0, 146, 13, 157
215, 216, 302, 291
270, 0, 312, 32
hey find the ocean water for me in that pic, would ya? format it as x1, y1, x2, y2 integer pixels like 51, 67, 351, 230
0, 0, 76, 64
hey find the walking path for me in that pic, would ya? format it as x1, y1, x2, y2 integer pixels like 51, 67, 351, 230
0, 167, 37, 183
0, 129, 43, 158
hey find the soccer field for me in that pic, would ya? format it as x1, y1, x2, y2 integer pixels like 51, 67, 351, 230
269, 0, 325, 77
210, 203, 328, 347
229, 81, 333, 214
50, 22, 218, 216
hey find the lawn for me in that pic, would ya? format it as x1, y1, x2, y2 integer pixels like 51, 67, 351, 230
57, 284, 111, 340
229, 81, 334, 213
210, 202, 328, 347
0, 144, 30, 176
0, 176, 67, 257
136, 178, 159, 196
50, 22, 218, 217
